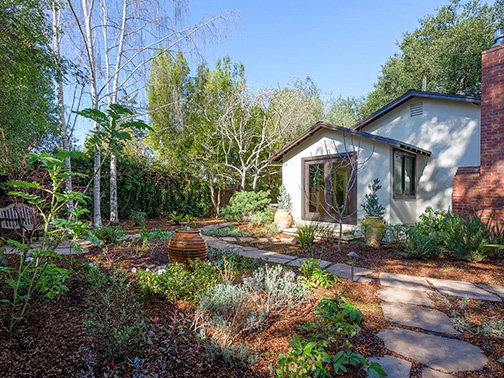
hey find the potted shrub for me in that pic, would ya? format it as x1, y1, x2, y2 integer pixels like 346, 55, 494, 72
274, 184, 293, 231
361, 178, 386, 247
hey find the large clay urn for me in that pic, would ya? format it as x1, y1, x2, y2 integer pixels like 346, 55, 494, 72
168, 230, 208, 267
274, 209, 293, 231
362, 216, 386, 248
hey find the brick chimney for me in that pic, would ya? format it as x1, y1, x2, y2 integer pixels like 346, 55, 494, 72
452, 29, 504, 222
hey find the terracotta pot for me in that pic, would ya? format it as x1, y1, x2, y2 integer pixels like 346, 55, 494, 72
362, 216, 386, 248
274, 209, 293, 231
168, 230, 208, 267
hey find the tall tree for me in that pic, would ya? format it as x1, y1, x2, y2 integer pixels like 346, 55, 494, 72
65, 0, 233, 226
0, 0, 58, 173
361, 0, 504, 117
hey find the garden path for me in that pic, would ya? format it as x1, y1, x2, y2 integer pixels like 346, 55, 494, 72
201, 226, 504, 378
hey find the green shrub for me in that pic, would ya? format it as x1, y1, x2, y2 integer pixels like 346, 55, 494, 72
221, 191, 271, 221
259, 222, 278, 238
361, 178, 385, 217
92, 225, 126, 244
417, 206, 447, 238
398, 225, 439, 260
202, 226, 251, 237
249, 207, 275, 226
299, 258, 340, 289
441, 213, 489, 262
130, 210, 147, 227
84, 268, 147, 359
296, 223, 319, 247
136, 259, 220, 302
277, 184, 292, 211
385, 224, 410, 246
275, 297, 386, 377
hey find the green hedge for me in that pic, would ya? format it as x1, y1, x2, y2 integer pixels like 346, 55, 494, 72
72, 154, 212, 220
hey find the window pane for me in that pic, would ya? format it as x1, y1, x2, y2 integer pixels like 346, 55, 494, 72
331, 162, 350, 215
394, 153, 403, 194
404, 157, 414, 195
309, 164, 325, 213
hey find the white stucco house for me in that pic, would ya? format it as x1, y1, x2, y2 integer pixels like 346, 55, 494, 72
270, 90, 481, 227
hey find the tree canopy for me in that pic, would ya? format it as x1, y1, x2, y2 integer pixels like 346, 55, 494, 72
361, 0, 504, 117
0, 0, 58, 173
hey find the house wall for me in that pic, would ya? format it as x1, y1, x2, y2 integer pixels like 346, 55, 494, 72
282, 129, 394, 227
363, 98, 481, 219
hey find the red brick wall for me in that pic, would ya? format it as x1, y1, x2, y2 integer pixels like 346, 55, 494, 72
452, 43, 504, 223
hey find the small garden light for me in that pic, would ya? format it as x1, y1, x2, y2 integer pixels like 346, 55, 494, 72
347, 252, 359, 281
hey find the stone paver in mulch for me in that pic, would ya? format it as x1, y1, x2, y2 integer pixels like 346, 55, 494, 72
220, 236, 237, 242
367, 355, 411, 378
427, 277, 501, 302
327, 263, 373, 281
287, 258, 332, 269
422, 367, 456, 378
376, 287, 434, 307
377, 327, 487, 373
381, 302, 460, 335
476, 283, 504, 298
380, 272, 433, 291
238, 237, 256, 242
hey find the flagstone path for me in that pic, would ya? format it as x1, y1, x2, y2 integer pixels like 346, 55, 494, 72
200, 224, 504, 378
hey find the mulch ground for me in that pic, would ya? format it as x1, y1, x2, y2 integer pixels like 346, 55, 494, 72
2, 219, 504, 377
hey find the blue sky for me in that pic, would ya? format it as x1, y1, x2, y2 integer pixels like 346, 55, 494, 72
186, 0, 456, 99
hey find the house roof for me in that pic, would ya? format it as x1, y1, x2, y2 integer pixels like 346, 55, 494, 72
269, 121, 432, 162
352, 90, 481, 131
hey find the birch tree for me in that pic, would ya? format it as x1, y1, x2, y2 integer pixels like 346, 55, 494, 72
65, 0, 234, 225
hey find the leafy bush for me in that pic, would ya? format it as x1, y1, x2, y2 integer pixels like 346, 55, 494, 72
299, 258, 340, 289
296, 223, 319, 247
417, 206, 447, 237
202, 226, 251, 237
441, 213, 489, 262
146, 228, 174, 241
92, 225, 126, 244
249, 207, 276, 226
361, 178, 385, 217
242, 265, 308, 314
398, 225, 439, 260
84, 267, 147, 359
136, 259, 220, 302
195, 283, 265, 349
221, 190, 271, 221
277, 184, 292, 211
385, 223, 410, 245
204, 336, 258, 368
275, 297, 385, 377
130, 210, 147, 227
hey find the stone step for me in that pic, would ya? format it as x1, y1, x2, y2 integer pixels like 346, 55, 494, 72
381, 302, 460, 335
376, 287, 434, 307
367, 355, 411, 378
380, 272, 433, 292
427, 277, 501, 302
377, 327, 487, 373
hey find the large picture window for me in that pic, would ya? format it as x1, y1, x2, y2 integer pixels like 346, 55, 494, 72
302, 154, 357, 224
394, 150, 416, 198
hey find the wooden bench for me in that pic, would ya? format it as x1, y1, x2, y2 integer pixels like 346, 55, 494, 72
0, 203, 43, 242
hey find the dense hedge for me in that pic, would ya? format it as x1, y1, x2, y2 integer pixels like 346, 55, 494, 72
72, 154, 212, 220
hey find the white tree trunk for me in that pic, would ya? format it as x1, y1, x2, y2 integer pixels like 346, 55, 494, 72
109, 153, 118, 225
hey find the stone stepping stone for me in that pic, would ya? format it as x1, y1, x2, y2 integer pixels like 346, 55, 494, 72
377, 327, 487, 373
287, 258, 332, 269
476, 283, 504, 298
381, 302, 460, 335
422, 367, 456, 378
380, 272, 432, 291
220, 237, 237, 242
280, 237, 296, 243
256, 237, 269, 243
238, 236, 256, 242
427, 278, 501, 302
367, 355, 411, 378
327, 263, 373, 280
376, 287, 434, 307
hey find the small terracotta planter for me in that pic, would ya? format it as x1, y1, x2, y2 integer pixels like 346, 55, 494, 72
362, 216, 386, 248
274, 209, 293, 231
168, 230, 208, 268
